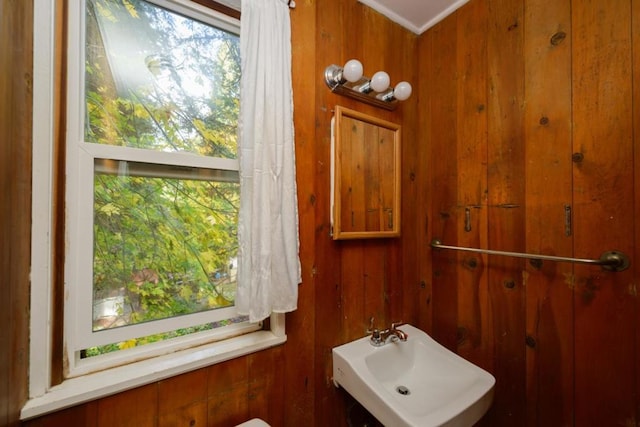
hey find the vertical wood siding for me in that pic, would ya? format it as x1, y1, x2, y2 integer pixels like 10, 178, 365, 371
20, 0, 421, 426
10, 0, 640, 426
425, 0, 640, 425
523, 0, 573, 425
571, 1, 636, 425
313, 2, 419, 426
0, 0, 32, 426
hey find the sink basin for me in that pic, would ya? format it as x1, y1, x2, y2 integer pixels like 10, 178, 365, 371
332, 324, 495, 427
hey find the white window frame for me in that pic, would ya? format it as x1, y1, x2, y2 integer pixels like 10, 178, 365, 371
23, 0, 284, 420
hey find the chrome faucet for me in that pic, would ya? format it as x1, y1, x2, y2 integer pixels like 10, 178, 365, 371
367, 318, 408, 347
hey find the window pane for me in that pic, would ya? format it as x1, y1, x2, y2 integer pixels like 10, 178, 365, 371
82, 316, 248, 358
93, 160, 239, 332
85, 0, 239, 158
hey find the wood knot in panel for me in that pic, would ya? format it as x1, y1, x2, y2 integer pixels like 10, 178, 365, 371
550, 31, 567, 46
572, 152, 584, 163
525, 335, 536, 348
529, 258, 543, 269
456, 326, 468, 345
463, 257, 478, 270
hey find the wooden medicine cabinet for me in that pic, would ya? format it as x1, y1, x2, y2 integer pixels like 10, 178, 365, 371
331, 106, 401, 239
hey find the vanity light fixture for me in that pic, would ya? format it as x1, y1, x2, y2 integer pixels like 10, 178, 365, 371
324, 59, 412, 111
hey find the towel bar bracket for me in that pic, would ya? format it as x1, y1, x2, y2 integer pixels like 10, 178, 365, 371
598, 251, 630, 272
430, 239, 630, 272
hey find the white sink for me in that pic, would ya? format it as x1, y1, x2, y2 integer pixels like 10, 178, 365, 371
332, 324, 495, 427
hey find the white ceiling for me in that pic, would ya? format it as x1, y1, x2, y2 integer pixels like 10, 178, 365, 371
214, 0, 468, 35
358, 0, 470, 34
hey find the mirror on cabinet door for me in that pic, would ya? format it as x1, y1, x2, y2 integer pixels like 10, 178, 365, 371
331, 106, 401, 240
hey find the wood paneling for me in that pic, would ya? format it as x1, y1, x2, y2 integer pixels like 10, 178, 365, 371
455, 0, 492, 383
283, 0, 316, 424
523, 0, 573, 424
11, 0, 640, 426
0, 0, 33, 426
429, 12, 461, 352
425, 0, 640, 425
21, 403, 98, 427
487, 0, 527, 423
571, 1, 636, 424
634, 0, 640, 424
416, 29, 434, 334
158, 369, 208, 427
313, 1, 347, 425
22, 0, 419, 426
247, 347, 284, 424
313, 2, 418, 426
97, 384, 158, 427
207, 357, 249, 426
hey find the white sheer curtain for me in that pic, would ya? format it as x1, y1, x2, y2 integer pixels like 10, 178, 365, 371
237, 0, 301, 322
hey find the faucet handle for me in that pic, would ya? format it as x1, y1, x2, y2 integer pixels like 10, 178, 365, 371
366, 317, 377, 333
390, 321, 405, 330
366, 317, 382, 345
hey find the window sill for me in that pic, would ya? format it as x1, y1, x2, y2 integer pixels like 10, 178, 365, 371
21, 329, 286, 420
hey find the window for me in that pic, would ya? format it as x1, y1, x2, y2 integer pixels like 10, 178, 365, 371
25, 0, 284, 418
69, 0, 254, 372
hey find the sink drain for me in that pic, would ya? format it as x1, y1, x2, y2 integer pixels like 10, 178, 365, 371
396, 385, 410, 395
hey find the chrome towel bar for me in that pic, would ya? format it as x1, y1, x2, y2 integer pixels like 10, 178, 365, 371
430, 239, 630, 272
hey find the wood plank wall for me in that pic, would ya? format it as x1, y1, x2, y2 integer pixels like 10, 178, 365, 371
0, 1, 33, 426
313, 3, 420, 427
16, 1, 422, 426
423, 0, 639, 426
7, 0, 640, 426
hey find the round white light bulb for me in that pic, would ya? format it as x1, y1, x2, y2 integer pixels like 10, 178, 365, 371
370, 71, 390, 92
342, 59, 364, 83
393, 81, 412, 101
